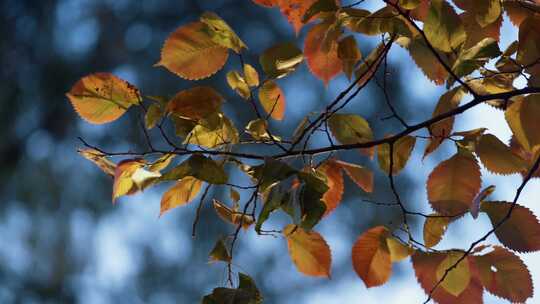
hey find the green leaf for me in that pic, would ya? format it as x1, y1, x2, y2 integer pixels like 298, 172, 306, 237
255, 186, 289, 233
247, 159, 296, 192
297, 171, 328, 230
399, 0, 421, 9
328, 114, 373, 145
161, 154, 228, 184
259, 42, 304, 79
424, 0, 466, 52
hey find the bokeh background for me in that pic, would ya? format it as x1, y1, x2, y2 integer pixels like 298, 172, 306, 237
1, 0, 539, 303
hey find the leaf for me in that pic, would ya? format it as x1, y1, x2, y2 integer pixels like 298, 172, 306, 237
259, 42, 304, 79
161, 154, 228, 184
345, 6, 411, 37
78, 148, 116, 177
462, 11, 502, 49
156, 21, 229, 80
475, 134, 528, 174
302, 0, 338, 23
209, 238, 231, 263
243, 64, 260, 87
377, 135, 416, 175
412, 251, 483, 304
406, 36, 449, 85
258, 80, 285, 120
247, 159, 296, 192
354, 42, 387, 88
317, 160, 344, 216
424, 0, 466, 52
226, 70, 251, 99
200, 12, 247, 53
328, 114, 373, 145
66, 73, 140, 124
297, 171, 328, 229
452, 38, 501, 79
246, 119, 281, 141
423, 215, 450, 248
509, 136, 540, 178
213, 199, 254, 230
334, 160, 373, 193
386, 236, 414, 262
399, 0, 421, 9
505, 94, 540, 153
167, 86, 223, 121
470, 185, 496, 219
278, 0, 318, 34
145, 103, 163, 129
424, 87, 466, 157
112, 159, 145, 202
337, 35, 362, 80
427, 152, 482, 215
160, 176, 203, 216
481, 201, 540, 252
435, 251, 471, 296
351, 226, 392, 288
186, 114, 239, 148
256, 186, 288, 233
473, 246, 533, 302
504, 0, 540, 27
472, 0, 503, 27
304, 22, 342, 85
148, 153, 176, 172
202, 273, 262, 304
518, 16, 540, 79
283, 224, 332, 277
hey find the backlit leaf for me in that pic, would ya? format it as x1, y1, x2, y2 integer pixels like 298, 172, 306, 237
328, 114, 373, 145
186, 114, 239, 148
161, 154, 228, 184
334, 160, 373, 193
423, 215, 450, 248
481, 201, 540, 252
424, 0, 466, 52
386, 236, 414, 262
337, 35, 362, 80
213, 199, 255, 230
377, 135, 416, 175
452, 38, 501, 79
304, 22, 342, 85
209, 238, 231, 263
167, 86, 223, 121
317, 160, 344, 216
259, 42, 304, 79
352, 226, 392, 288
505, 94, 540, 152
476, 134, 528, 174
258, 80, 285, 120
427, 152, 482, 215
284, 224, 332, 277
112, 159, 145, 202
473, 246, 533, 302
435, 251, 471, 296
200, 12, 247, 53
156, 21, 229, 80
66, 73, 140, 124
278, 0, 318, 34
145, 103, 163, 129
405, 36, 449, 85
243, 64, 260, 87
78, 148, 116, 177
462, 11, 502, 49
226, 70, 251, 99
160, 176, 203, 216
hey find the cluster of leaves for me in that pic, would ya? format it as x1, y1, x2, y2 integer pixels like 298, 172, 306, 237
67, 0, 540, 303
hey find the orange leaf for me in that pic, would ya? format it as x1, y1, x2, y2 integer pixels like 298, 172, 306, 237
252, 0, 276, 7
258, 81, 286, 120
160, 176, 203, 216
351, 226, 392, 288
304, 22, 343, 85
473, 246, 533, 302
213, 199, 254, 230
427, 152, 482, 215
283, 224, 332, 277
112, 159, 146, 202
167, 86, 224, 120
423, 215, 450, 248
412, 251, 483, 304
317, 160, 344, 216
66, 73, 140, 124
156, 21, 229, 80
334, 160, 373, 193
277, 0, 318, 34
481, 201, 540, 252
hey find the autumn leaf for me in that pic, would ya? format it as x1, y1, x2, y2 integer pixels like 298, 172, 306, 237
246, 119, 281, 141
427, 152, 482, 215
424, 0, 466, 52
167, 86, 223, 121
423, 215, 450, 248
200, 11, 247, 53
481, 201, 540, 252
112, 159, 146, 202
473, 246, 533, 302
505, 94, 540, 153
435, 251, 471, 296
226, 70, 251, 99
351, 226, 392, 288
160, 176, 203, 216
386, 236, 414, 262
337, 35, 362, 80
283, 224, 332, 277
243, 64, 260, 87
258, 80, 286, 120
304, 22, 342, 85
317, 160, 344, 216
334, 160, 373, 193
209, 238, 231, 263
161, 154, 228, 185
156, 21, 229, 80
213, 199, 255, 230
377, 135, 416, 175
67, 73, 140, 124
78, 148, 116, 177
277, 0, 318, 34
328, 113, 373, 145
405, 36, 449, 85
259, 42, 304, 79
475, 134, 528, 174
145, 103, 163, 129
185, 114, 239, 148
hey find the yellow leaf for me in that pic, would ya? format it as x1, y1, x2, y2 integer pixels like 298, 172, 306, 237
283, 224, 332, 277
377, 135, 416, 175
226, 71, 251, 99
185, 114, 239, 148
156, 21, 229, 80
258, 80, 285, 120
476, 134, 528, 174
423, 215, 450, 248
245, 119, 281, 141
386, 236, 413, 262
209, 238, 231, 263
427, 152, 482, 215
243, 64, 260, 87
148, 153, 176, 172
167, 86, 223, 121
259, 42, 304, 79
352, 226, 392, 287
405, 36, 449, 85
66, 73, 140, 124
160, 176, 203, 216
113, 159, 146, 202
424, 0, 466, 52
328, 113, 373, 145
200, 12, 247, 53
145, 103, 163, 129
435, 251, 471, 297
78, 148, 116, 177
505, 94, 540, 152
213, 199, 254, 230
